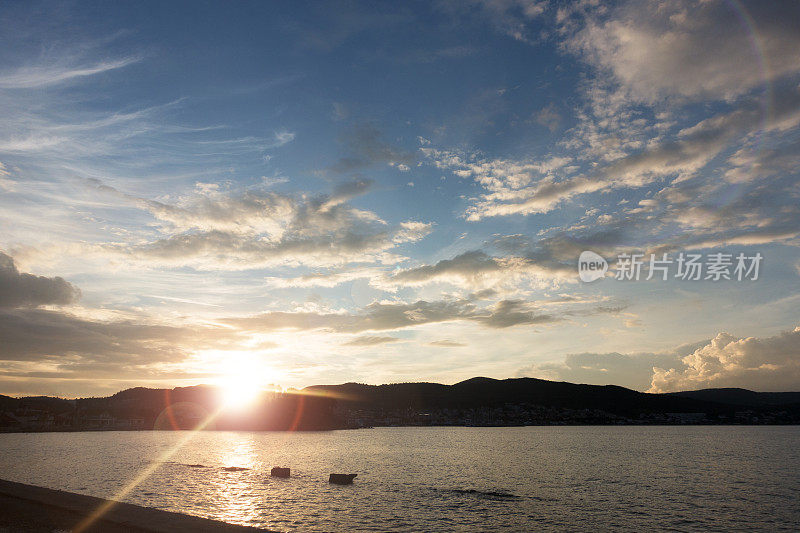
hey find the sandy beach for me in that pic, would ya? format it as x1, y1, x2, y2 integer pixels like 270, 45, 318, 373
0, 479, 267, 532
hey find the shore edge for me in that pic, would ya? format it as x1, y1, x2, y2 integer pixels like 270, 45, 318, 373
0, 478, 269, 532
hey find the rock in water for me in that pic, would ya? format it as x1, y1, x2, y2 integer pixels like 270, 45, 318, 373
271, 467, 290, 478
329, 473, 357, 485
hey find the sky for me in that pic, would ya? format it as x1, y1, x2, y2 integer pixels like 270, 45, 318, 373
0, 0, 799, 398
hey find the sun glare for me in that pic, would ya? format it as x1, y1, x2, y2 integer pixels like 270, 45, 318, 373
220, 378, 262, 409
215, 355, 267, 410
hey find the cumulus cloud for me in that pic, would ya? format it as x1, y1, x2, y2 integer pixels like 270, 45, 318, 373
0, 252, 80, 308
517, 326, 800, 393
650, 326, 800, 392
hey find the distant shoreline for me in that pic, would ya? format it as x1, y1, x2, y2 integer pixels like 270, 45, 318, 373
1, 421, 799, 436
4, 379, 799, 432
0, 478, 267, 532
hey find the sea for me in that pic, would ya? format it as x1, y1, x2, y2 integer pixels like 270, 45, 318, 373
0, 426, 798, 531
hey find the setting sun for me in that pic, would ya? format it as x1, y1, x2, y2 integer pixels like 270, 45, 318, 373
220, 378, 262, 410
215, 355, 268, 409
2, 1, 800, 532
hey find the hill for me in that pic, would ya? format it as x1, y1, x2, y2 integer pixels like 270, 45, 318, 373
2, 378, 799, 432
305, 377, 799, 426
666, 388, 800, 407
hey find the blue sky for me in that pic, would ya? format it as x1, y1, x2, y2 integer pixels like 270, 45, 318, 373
1, 0, 799, 397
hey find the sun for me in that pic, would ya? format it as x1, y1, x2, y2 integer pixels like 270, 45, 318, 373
216, 356, 266, 410
220, 378, 262, 409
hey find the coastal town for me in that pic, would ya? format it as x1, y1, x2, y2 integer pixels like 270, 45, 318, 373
2, 385, 797, 433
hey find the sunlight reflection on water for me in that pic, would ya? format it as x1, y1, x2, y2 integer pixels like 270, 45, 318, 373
1, 426, 799, 531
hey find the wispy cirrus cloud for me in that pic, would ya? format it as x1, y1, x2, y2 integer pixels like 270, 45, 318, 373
0, 57, 140, 88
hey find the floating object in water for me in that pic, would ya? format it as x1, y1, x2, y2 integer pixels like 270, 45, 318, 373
329, 473, 357, 485
271, 467, 290, 478
452, 488, 519, 499
221, 466, 249, 472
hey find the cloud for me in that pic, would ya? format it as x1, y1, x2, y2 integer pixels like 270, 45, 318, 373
0, 257, 238, 370
225, 297, 559, 334
0, 256, 241, 394
343, 336, 400, 346
567, 0, 800, 104
387, 251, 502, 284
120, 228, 426, 270
379, 249, 575, 291
401, 45, 477, 64
87, 179, 431, 270
329, 124, 415, 174
420, 145, 582, 219
428, 340, 466, 347
424, 83, 800, 221
650, 326, 800, 392
385, 227, 628, 292
0, 308, 230, 364
0, 57, 140, 88
472, 299, 557, 328
331, 102, 349, 121
272, 130, 296, 147
520, 350, 689, 391
534, 103, 561, 132
0, 161, 14, 191
724, 137, 800, 183
263, 267, 384, 289
438, 0, 548, 43
0, 252, 80, 308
